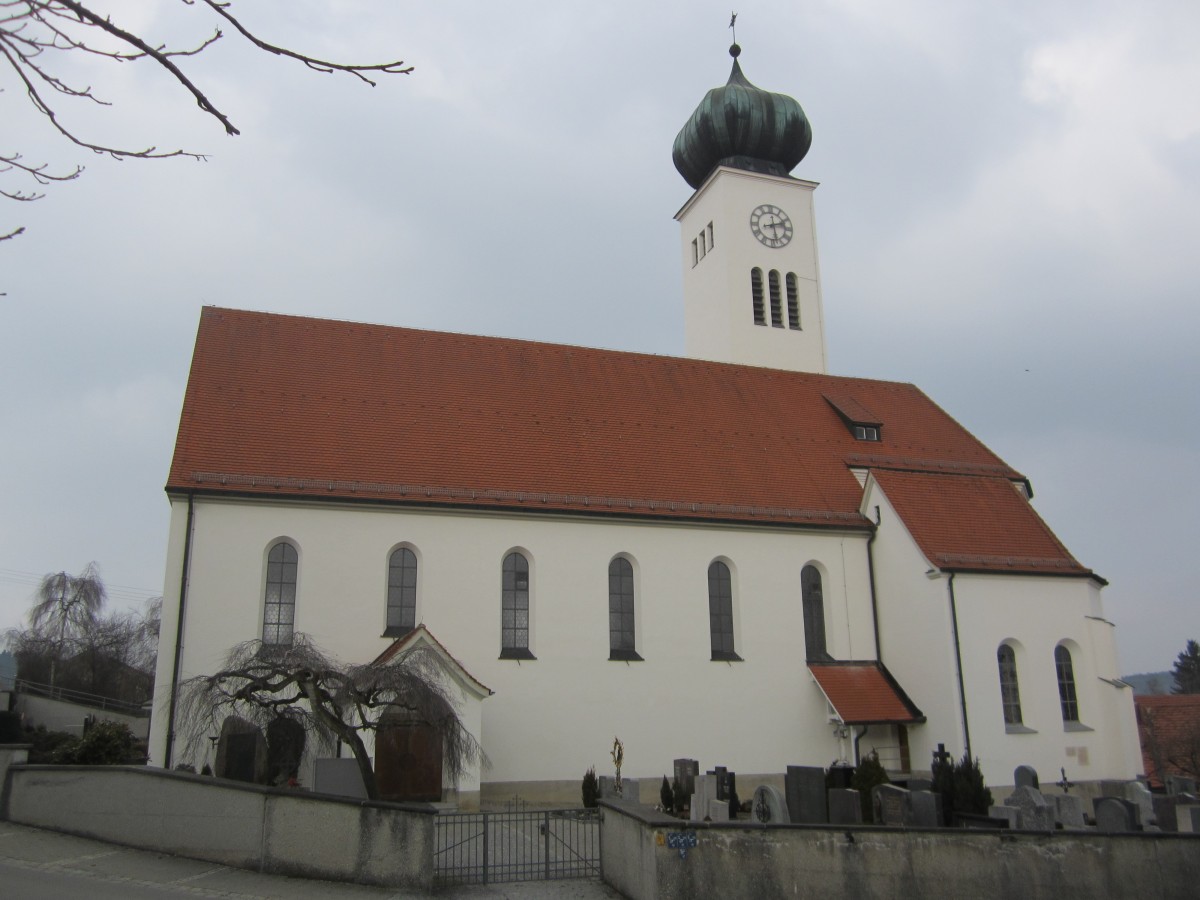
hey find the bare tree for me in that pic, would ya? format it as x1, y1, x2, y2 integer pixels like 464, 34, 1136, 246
28, 560, 106, 687
175, 634, 482, 801
2, 1, 414, 240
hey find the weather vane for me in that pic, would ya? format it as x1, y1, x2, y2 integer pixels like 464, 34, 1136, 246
729, 12, 738, 44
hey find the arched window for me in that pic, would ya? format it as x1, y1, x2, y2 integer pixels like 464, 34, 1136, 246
786, 273, 801, 330
385, 547, 417, 636
997, 644, 1023, 726
1055, 645, 1079, 722
750, 268, 765, 325
501, 552, 534, 659
708, 561, 740, 661
769, 270, 783, 327
608, 557, 641, 661
801, 565, 830, 661
262, 541, 297, 646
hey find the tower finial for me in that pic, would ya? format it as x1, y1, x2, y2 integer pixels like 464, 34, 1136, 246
729, 12, 741, 58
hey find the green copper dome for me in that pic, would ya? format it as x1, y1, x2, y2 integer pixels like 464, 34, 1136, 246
672, 45, 812, 190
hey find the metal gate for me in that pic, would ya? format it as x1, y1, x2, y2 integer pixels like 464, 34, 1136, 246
434, 808, 601, 885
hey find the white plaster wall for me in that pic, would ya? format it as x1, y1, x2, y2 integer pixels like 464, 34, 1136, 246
864, 478, 1141, 786
676, 167, 827, 374
150, 495, 880, 789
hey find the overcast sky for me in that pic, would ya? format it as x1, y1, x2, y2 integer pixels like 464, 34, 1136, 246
1, 0, 1197, 675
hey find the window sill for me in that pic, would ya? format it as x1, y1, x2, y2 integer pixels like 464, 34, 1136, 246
499, 648, 536, 661
608, 650, 644, 662
1004, 724, 1038, 735
711, 652, 743, 662
1063, 721, 1094, 733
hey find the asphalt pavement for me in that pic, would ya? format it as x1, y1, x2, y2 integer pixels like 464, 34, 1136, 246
0, 821, 625, 899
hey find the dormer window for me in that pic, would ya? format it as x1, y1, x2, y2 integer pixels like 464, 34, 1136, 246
853, 425, 880, 442
824, 393, 883, 443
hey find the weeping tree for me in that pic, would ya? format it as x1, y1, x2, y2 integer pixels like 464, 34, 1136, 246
175, 635, 482, 802
28, 561, 106, 688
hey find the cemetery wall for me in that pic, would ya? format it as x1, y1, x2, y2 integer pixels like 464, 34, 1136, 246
0, 764, 435, 891
16, 693, 149, 739
600, 800, 1200, 900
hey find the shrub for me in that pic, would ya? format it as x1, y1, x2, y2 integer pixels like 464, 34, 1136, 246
932, 749, 993, 819
671, 776, 684, 814
851, 751, 890, 823
582, 766, 599, 808
24, 725, 78, 763
53, 721, 135, 765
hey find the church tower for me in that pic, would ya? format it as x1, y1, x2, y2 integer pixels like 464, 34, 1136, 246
673, 44, 827, 374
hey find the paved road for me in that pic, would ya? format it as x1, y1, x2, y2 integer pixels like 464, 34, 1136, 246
0, 822, 625, 899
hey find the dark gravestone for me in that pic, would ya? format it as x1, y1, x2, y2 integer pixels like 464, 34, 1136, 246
1094, 797, 1139, 832
828, 788, 863, 825
910, 790, 944, 827
786, 765, 828, 824
1053, 794, 1086, 830
1177, 805, 1200, 833
827, 764, 854, 790
1152, 795, 1183, 834
872, 784, 912, 826
673, 758, 699, 801
214, 717, 266, 784
1014, 765, 1040, 790
712, 767, 729, 801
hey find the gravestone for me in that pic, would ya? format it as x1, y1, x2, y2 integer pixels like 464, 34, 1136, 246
1005, 785, 1055, 831
598, 776, 621, 800
1099, 780, 1127, 798
827, 764, 854, 790
1052, 794, 1086, 830
1013, 765, 1039, 790
1176, 805, 1200, 833
673, 758, 699, 803
1165, 774, 1197, 796
214, 717, 267, 784
712, 767, 729, 801
707, 796, 730, 822
828, 788, 863, 825
313, 758, 368, 799
910, 790, 944, 827
1122, 781, 1156, 828
1094, 797, 1139, 832
988, 805, 1020, 829
785, 765, 828, 824
906, 778, 932, 792
1152, 795, 1184, 833
752, 785, 789, 824
872, 784, 912, 826
691, 775, 718, 822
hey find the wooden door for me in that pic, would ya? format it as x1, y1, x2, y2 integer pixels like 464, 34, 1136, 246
376, 721, 443, 802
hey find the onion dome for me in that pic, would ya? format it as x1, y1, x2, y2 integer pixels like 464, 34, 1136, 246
672, 44, 812, 190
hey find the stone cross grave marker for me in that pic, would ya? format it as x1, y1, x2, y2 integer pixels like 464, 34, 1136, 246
752, 785, 790, 824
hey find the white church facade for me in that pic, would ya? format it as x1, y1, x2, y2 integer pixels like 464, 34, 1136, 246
148, 46, 1141, 807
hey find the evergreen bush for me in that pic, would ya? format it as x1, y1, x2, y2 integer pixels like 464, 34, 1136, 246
582, 766, 599, 808
931, 749, 994, 820
52, 721, 135, 765
851, 751, 890, 822
660, 774, 674, 811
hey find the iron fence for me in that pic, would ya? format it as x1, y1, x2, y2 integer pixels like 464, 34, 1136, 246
434, 808, 601, 886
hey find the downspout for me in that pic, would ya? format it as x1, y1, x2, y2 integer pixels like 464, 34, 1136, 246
866, 505, 882, 662
164, 493, 195, 768
947, 572, 972, 759
853, 725, 868, 766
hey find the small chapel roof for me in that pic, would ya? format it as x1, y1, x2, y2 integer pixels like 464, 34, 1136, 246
808, 661, 925, 725
167, 307, 1082, 572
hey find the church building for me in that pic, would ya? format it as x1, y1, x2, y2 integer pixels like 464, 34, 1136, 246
148, 45, 1142, 808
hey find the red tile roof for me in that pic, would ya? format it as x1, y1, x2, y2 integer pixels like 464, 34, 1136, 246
871, 469, 1091, 577
1135, 694, 1200, 789
169, 307, 1048, 540
809, 662, 925, 724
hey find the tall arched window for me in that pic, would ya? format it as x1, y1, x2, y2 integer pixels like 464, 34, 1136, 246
786, 273, 801, 330
385, 547, 417, 636
750, 268, 765, 325
1055, 645, 1080, 722
608, 557, 641, 661
997, 644, 1023, 726
262, 541, 297, 646
801, 565, 830, 661
501, 552, 534, 659
769, 270, 783, 327
708, 561, 740, 661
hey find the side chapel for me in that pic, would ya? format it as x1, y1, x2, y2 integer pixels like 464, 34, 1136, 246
149, 44, 1142, 807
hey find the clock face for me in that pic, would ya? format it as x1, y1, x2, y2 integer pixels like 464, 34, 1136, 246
749, 204, 793, 248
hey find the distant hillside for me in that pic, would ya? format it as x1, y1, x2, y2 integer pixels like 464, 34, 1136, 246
1123, 671, 1174, 695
